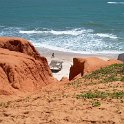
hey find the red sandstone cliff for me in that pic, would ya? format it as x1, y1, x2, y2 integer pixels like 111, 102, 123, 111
0, 37, 41, 60
0, 37, 54, 95
69, 57, 122, 80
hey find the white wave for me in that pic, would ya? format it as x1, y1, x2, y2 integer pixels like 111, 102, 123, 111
107, 2, 124, 5
96, 33, 118, 39
48, 30, 83, 36
19, 29, 117, 39
19, 29, 93, 36
2, 27, 121, 53
0, 25, 123, 55
33, 42, 123, 55
20, 30, 43, 34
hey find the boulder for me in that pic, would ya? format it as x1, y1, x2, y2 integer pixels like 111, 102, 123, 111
0, 37, 55, 95
118, 53, 124, 62
69, 57, 122, 80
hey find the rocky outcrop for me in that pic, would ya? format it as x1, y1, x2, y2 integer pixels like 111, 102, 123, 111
0, 37, 55, 95
69, 57, 122, 80
118, 53, 124, 62
0, 37, 40, 60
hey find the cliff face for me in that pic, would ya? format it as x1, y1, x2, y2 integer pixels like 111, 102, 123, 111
0, 37, 54, 95
69, 57, 122, 80
0, 37, 41, 59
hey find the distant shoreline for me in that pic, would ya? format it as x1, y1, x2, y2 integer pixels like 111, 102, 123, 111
36, 47, 119, 61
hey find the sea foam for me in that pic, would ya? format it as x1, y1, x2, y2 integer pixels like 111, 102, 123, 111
33, 42, 123, 55
107, 2, 124, 5
22, 28, 121, 54
96, 33, 118, 39
0, 27, 123, 54
19, 29, 93, 36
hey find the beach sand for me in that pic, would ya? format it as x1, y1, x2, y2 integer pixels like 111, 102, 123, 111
36, 47, 118, 80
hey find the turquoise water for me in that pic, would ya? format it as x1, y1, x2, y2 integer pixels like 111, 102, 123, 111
0, 0, 124, 54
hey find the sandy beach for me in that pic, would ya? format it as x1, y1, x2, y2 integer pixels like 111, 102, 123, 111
36, 47, 119, 80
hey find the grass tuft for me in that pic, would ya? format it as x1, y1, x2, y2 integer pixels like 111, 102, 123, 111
92, 100, 101, 107
76, 91, 124, 99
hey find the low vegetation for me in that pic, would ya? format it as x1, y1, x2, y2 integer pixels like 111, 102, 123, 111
76, 91, 124, 99
67, 64, 124, 107
68, 64, 124, 88
84, 64, 124, 83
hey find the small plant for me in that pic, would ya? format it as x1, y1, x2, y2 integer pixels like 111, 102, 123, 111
110, 91, 124, 99
120, 76, 124, 82
24, 96, 30, 102
0, 101, 10, 108
92, 100, 101, 107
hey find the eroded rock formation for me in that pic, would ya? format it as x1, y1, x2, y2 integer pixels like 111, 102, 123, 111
69, 57, 122, 80
0, 37, 54, 95
0, 37, 40, 59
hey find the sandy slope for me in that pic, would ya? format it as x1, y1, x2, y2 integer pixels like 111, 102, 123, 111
0, 79, 123, 124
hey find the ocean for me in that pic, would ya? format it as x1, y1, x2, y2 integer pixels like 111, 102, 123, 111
0, 0, 124, 54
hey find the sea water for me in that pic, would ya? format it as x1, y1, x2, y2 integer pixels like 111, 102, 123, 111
0, 0, 124, 54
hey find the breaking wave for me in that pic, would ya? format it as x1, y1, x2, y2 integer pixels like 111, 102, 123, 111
0, 27, 123, 54
19, 29, 93, 36
107, 2, 124, 5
